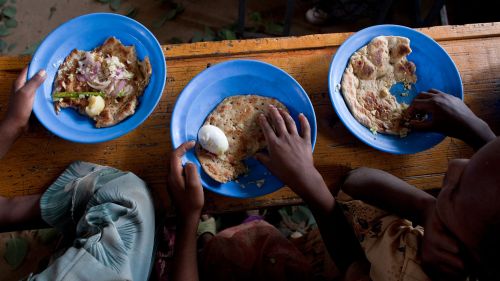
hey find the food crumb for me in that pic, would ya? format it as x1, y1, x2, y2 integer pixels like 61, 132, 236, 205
400, 92, 409, 97
255, 179, 265, 188
399, 128, 409, 138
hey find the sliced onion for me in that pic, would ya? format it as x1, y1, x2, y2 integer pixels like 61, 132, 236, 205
116, 80, 126, 93
87, 80, 111, 91
76, 74, 86, 82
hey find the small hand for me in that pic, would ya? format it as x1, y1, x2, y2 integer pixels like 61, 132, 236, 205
256, 105, 323, 200
421, 207, 466, 280
167, 141, 204, 221
407, 89, 495, 149
3, 67, 46, 136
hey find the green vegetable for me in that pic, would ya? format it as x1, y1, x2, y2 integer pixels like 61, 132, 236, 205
53, 92, 105, 99
117, 90, 126, 97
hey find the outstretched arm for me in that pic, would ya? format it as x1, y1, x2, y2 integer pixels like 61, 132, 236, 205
341, 167, 435, 226
0, 194, 47, 232
256, 106, 365, 273
167, 141, 204, 281
407, 89, 496, 151
0, 67, 47, 232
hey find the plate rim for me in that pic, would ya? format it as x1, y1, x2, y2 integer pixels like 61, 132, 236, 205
170, 58, 317, 198
28, 12, 167, 143
328, 24, 464, 154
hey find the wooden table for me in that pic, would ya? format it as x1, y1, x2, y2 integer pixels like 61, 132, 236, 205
1, 23, 499, 214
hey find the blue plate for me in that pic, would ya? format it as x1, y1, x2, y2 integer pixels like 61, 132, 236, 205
28, 13, 166, 143
329, 25, 463, 154
171, 59, 317, 198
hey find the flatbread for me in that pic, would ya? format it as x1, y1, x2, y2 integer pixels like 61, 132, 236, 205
196, 95, 287, 183
53, 37, 152, 127
341, 36, 417, 135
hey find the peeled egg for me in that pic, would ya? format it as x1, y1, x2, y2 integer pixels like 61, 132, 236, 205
85, 95, 105, 117
198, 125, 229, 156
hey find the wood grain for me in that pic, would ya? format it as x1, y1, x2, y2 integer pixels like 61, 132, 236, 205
0, 22, 499, 214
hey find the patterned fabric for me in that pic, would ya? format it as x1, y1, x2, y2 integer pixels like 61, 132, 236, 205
27, 161, 155, 281
201, 220, 313, 281
0, 229, 61, 281
337, 192, 430, 281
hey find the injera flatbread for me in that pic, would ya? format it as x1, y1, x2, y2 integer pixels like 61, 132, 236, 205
341, 36, 417, 135
53, 37, 152, 127
196, 95, 287, 183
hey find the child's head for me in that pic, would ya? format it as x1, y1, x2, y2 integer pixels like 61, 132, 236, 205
434, 137, 500, 278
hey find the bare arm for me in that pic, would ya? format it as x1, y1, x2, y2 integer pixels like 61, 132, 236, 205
0, 121, 20, 159
0, 194, 48, 232
342, 167, 435, 226
256, 107, 365, 273
173, 216, 199, 281
0, 68, 47, 232
167, 141, 203, 281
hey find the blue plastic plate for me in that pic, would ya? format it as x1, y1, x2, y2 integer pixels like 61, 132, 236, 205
329, 25, 463, 154
28, 13, 166, 143
171, 59, 317, 198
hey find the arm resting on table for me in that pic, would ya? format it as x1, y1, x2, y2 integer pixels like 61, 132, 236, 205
341, 167, 435, 226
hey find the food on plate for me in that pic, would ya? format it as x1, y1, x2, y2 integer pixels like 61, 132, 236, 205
52, 37, 152, 127
198, 125, 229, 156
341, 36, 417, 136
196, 95, 287, 183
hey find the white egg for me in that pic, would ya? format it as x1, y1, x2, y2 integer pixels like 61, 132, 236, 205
85, 95, 105, 117
198, 125, 229, 156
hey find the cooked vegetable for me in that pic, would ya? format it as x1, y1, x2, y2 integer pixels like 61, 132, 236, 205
53, 92, 105, 99
85, 96, 106, 117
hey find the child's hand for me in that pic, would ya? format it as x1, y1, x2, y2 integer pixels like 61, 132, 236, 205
407, 89, 495, 149
167, 141, 204, 221
3, 67, 46, 136
256, 106, 323, 200
421, 208, 466, 280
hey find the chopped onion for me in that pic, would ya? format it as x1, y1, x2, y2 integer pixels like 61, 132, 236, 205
114, 80, 127, 95
87, 80, 111, 91
76, 74, 86, 82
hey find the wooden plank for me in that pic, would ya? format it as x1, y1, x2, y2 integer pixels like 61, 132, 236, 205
1, 22, 499, 70
0, 23, 499, 214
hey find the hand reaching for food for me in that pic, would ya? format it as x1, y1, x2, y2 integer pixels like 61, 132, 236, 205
167, 141, 204, 221
256, 105, 328, 203
4, 67, 46, 135
407, 89, 496, 150
0, 67, 46, 158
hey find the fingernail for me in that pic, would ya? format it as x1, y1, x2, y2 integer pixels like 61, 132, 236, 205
38, 70, 46, 77
299, 113, 304, 116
